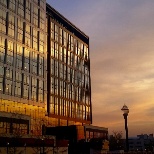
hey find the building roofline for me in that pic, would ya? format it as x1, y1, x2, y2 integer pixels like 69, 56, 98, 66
84, 124, 108, 131
46, 3, 89, 44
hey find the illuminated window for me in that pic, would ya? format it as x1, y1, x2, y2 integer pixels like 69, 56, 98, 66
24, 58, 29, 71
39, 40, 44, 53
6, 68, 12, 79
32, 51, 37, 61
5, 79, 12, 94
24, 48, 30, 58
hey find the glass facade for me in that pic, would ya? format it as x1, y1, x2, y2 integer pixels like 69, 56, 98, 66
0, 1, 92, 137
46, 4, 92, 126
0, 0, 48, 136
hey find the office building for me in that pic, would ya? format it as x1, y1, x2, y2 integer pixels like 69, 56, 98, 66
129, 134, 154, 152
46, 4, 92, 127
0, 0, 47, 136
0, 0, 92, 136
0, 0, 108, 153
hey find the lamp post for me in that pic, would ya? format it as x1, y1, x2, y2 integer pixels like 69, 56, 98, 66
24, 143, 26, 154
121, 104, 129, 152
7, 142, 9, 154
42, 138, 45, 154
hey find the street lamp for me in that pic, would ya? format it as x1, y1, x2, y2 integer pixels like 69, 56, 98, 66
42, 138, 45, 154
7, 142, 9, 154
24, 143, 26, 154
121, 104, 129, 152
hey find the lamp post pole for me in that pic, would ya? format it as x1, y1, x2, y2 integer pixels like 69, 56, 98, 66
24, 143, 26, 154
7, 142, 9, 154
42, 138, 45, 154
121, 104, 129, 152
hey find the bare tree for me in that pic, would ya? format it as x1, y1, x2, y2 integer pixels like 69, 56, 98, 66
109, 131, 123, 151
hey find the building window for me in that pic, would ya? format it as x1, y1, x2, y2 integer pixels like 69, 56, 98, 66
23, 75, 29, 85
31, 78, 37, 101
31, 86, 36, 101
38, 89, 43, 102
16, 45, 23, 69
8, 13, 15, 38
6, 68, 12, 79
24, 58, 29, 72
9, 0, 16, 12
23, 84, 29, 98
25, 24, 31, 46
0, 37, 5, 62
26, 1, 31, 22
15, 82, 21, 97
33, 37, 38, 50
0, 9, 6, 34
18, 0, 24, 17
39, 55, 43, 76
6, 50, 13, 65
0, 77, 3, 92
16, 72, 22, 82
55, 25, 59, 42
17, 18, 23, 42
0, 0, 7, 6
39, 0, 45, 9
17, 29, 23, 42
0, 65, 4, 76
6, 41, 13, 65
32, 61, 37, 74
33, 6, 38, 26
16, 55, 22, 69
5, 79, 12, 94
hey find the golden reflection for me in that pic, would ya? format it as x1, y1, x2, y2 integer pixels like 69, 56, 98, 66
0, 98, 48, 135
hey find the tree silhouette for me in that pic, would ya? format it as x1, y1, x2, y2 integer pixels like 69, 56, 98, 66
109, 131, 124, 151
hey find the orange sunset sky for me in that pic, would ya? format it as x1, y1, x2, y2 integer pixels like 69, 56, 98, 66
47, 0, 154, 137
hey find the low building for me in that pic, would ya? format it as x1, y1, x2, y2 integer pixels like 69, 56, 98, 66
44, 124, 109, 154
129, 134, 154, 152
